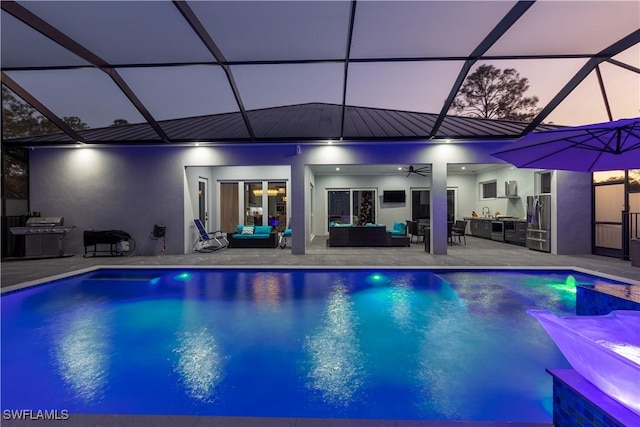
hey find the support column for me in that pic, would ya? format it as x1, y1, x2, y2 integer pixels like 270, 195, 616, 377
291, 151, 306, 254
430, 161, 448, 254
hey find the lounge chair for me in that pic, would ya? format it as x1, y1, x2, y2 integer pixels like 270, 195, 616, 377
193, 219, 229, 252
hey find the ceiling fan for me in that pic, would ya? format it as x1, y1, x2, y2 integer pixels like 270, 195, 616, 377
401, 165, 431, 177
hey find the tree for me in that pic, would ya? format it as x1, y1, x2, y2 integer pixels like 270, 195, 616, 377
110, 118, 130, 127
61, 116, 89, 131
2, 148, 28, 199
358, 192, 374, 225
451, 64, 540, 122
2, 86, 89, 138
2, 86, 43, 139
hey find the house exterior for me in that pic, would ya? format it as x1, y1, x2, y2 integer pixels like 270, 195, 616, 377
2, 1, 637, 259
25, 138, 592, 256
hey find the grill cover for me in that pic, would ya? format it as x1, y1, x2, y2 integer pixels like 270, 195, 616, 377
84, 230, 131, 246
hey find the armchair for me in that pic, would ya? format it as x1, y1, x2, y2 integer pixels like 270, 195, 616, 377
450, 220, 467, 245
388, 221, 406, 236
406, 220, 423, 244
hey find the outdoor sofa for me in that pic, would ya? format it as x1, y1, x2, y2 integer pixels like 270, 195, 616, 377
227, 225, 278, 248
328, 223, 409, 247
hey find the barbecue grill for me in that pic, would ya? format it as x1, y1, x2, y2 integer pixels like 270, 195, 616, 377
10, 216, 76, 258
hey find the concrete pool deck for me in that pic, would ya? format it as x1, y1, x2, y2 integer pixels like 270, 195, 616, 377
2, 235, 639, 289
2, 235, 638, 427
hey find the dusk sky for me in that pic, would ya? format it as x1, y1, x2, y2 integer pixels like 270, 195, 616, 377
1, 0, 639, 131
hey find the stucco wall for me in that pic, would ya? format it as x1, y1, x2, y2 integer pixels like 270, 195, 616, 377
30, 146, 185, 256
555, 171, 592, 254
474, 166, 535, 219
28, 141, 592, 255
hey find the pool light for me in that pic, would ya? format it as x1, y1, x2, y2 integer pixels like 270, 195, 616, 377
366, 272, 388, 286
173, 272, 192, 282
547, 275, 578, 294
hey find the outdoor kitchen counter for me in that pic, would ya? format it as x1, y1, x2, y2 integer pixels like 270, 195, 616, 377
464, 217, 527, 243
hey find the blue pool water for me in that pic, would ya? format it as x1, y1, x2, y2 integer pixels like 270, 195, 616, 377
0, 268, 625, 422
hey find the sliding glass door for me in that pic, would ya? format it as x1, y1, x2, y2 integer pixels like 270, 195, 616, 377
327, 189, 376, 230
220, 181, 287, 230
267, 181, 287, 232
411, 189, 429, 220
328, 190, 350, 227
411, 188, 457, 221
245, 182, 263, 225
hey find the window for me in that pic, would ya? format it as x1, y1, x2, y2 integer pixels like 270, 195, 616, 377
481, 181, 497, 199
629, 170, 640, 193
593, 170, 625, 184
538, 171, 552, 194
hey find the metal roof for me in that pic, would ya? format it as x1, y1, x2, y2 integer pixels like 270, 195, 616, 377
3, 102, 561, 146
1, 0, 639, 146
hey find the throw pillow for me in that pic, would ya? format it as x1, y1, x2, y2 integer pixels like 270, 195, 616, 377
241, 226, 254, 235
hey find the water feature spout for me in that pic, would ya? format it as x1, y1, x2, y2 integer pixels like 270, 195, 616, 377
527, 309, 640, 416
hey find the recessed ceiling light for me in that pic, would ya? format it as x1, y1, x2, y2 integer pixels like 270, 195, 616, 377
398, 167, 402, 170
336, 167, 340, 171
461, 166, 466, 170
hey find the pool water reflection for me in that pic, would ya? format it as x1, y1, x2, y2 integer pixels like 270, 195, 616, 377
0, 268, 626, 422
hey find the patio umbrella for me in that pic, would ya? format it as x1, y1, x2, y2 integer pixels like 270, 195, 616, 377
492, 117, 640, 172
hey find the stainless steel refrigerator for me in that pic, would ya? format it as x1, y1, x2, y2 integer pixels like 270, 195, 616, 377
526, 195, 551, 252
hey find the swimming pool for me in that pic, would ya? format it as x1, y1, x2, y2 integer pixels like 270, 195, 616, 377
0, 267, 628, 422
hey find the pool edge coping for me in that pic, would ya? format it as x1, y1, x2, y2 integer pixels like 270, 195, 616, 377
3, 265, 638, 295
